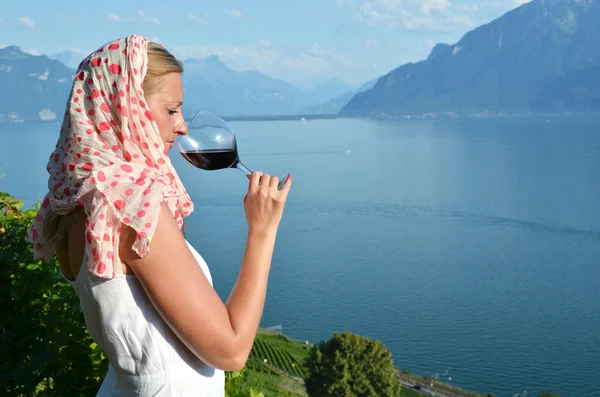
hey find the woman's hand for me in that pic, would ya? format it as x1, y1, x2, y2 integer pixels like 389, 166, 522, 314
243, 172, 292, 234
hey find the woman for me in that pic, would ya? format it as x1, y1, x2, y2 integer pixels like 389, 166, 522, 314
26, 34, 292, 396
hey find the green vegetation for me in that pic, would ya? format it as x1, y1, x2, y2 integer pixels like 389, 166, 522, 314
400, 389, 427, 397
241, 331, 309, 396
0, 192, 107, 396
0, 191, 564, 397
251, 332, 309, 378
305, 331, 402, 397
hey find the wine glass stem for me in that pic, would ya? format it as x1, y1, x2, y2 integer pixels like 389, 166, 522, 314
236, 160, 290, 190
236, 161, 253, 176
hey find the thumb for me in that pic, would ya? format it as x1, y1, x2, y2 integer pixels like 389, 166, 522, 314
278, 174, 293, 198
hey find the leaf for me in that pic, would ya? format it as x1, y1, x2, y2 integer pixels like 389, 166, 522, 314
249, 388, 265, 397
227, 370, 244, 381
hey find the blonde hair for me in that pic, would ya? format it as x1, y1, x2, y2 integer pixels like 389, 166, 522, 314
143, 42, 184, 97
43, 41, 184, 247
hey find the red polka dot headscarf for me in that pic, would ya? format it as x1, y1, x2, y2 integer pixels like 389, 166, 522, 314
26, 34, 193, 279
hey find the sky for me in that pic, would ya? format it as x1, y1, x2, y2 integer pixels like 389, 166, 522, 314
0, 0, 530, 89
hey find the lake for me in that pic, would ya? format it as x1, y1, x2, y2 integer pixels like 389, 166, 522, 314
1, 115, 599, 397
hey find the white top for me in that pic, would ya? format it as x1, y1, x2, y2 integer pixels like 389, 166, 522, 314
68, 241, 225, 396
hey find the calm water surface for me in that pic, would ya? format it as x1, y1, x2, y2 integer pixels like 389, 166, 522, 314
1, 116, 599, 397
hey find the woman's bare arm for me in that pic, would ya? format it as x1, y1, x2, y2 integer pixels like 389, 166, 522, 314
121, 172, 290, 371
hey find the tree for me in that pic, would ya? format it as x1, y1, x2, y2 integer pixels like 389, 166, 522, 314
0, 192, 108, 396
305, 330, 401, 397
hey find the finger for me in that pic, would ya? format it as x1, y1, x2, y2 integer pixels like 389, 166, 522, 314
249, 171, 263, 193
268, 175, 280, 190
277, 174, 292, 200
259, 173, 271, 192
277, 173, 291, 191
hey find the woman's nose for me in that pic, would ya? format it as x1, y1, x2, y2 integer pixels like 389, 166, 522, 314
175, 117, 188, 136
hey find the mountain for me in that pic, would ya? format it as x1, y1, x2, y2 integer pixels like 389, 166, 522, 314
1, 47, 356, 122
181, 58, 360, 115
180, 56, 311, 115
0, 46, 74, 122
287, 75, 340, 92
340, 0, 600, 117
532, 65, 600, 110
302, 79, 377, 114
303, 78, 356, 106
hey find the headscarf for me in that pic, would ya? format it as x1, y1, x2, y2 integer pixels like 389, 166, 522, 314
26, 34, 193, 279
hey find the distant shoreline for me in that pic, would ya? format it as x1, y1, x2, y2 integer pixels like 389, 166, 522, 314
221, 114, 338, 122
0, 113, 339, 125
1, 110, 599, 125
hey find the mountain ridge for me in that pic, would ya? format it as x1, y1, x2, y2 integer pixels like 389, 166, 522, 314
0, 47, 360, 122
0, 46, 75, 122
339, 0, 600, 117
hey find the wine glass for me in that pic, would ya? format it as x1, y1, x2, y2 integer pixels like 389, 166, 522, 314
175, 110, 290, 190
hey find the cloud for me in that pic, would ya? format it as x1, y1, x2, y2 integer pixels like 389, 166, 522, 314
138, 10, 160, 25
188, 13, 209, 25
455, 4, 480, 13
454, 0, 526, 16
347, 0, 475, 33
281, 53, 329, 74
242, 42, 354, 76
106, 11, 159, 24
365, 39, 380, 49
18, 16, 36, 29
449, 0, 532, 26
224, 9, 243, 18
58, 12, 75, 20
174, 41, 355, 83
333, 0, 354, 6
259, 40, 272, 47
39, 109, 57, 121
309, 42, 354, 67
174, 45, 279, 71
176, 45, 326, 77
25, 49, 40, 55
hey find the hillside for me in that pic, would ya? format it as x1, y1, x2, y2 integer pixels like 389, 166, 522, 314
339, 0, 600, 117
245, 329, 491, 397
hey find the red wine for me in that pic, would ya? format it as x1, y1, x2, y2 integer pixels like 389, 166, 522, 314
181, 149, 239, 171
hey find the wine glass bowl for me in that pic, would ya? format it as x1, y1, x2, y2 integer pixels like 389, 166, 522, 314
175, 110, 290, 190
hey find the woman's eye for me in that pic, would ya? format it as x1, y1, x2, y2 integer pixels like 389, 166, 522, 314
168, 109, 179, 115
